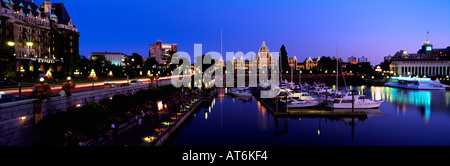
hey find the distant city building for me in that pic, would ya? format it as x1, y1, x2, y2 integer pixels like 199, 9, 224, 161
348, 56, 357, 63
358, 56, 368, 63
0, 0, 79, 78
88, 52, 127, 66
332, 56, 343, 62
390, 40, 450, 77
149, 40, 177, 66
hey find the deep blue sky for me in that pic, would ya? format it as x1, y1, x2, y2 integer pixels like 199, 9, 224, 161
50, 0, 450, 64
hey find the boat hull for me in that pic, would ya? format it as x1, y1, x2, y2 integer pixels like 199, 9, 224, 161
384, 83, 445, 90
286, 101, 320, 108
331, 101, 383, 109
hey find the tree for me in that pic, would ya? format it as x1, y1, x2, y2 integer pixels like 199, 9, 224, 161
130, 53, 143, 69
317, 56, 337, 73
280, 45, 290, 73
379, 59, 391, 72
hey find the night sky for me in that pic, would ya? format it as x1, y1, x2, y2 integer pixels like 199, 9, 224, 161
49, 0, 450, 64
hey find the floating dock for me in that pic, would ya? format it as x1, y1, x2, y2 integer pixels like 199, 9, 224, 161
252, 89, 368, 118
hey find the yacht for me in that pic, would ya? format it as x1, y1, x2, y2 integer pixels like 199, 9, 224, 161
329, 92, 383, 109
384, 77, 445, 90
281, 97, 321, 108
314, 87, 336, 95
228, 87, 252, 97
279, 88, 318, 101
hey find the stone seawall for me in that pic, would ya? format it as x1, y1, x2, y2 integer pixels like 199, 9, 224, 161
0, 84, 150, 146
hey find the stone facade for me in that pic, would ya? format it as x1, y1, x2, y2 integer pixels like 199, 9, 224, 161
389, 41, 450, 77
0, 0, 79, 78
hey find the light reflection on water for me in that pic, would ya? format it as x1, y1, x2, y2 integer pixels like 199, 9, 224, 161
169, 87, 450, 146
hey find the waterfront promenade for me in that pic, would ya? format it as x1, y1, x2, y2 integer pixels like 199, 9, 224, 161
88, 88, 216, 146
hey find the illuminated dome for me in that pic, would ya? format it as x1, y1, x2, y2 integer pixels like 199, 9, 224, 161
393, 50, 408, 57
422, 41, 432, 47
259, 41, 269, 53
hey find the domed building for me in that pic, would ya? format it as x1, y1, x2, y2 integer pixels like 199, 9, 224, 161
389, 40, 450, 77
256, 41, 273, 69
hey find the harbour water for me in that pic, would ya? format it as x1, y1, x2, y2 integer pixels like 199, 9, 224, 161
169, 86, 450, 146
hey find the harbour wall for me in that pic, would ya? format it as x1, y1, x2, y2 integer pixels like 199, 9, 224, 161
0, 84, 151, 146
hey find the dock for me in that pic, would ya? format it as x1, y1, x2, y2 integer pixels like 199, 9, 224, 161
252, 88, 368, 118
151, 90, 216, 146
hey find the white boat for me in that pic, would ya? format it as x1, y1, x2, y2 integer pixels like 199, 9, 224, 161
384, 77, 445, 90
314, 87, 336, 95
228, 88, 252, 97
329, 92, 383, 109
279, 88, 318, 101
281, 97, 320, 108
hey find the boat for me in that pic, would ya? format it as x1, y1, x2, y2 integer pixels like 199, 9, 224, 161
228, 88, 252, 97
314, 86, 336, 95
281, 97, 320, 108
279, 88, 318, 101
329, 92, 383, 109
384, 77, 446, 90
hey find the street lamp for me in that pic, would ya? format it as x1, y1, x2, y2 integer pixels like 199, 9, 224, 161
7, 41, 23, 98
7, 41, 15, 47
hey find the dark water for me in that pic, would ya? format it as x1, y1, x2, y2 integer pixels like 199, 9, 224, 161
169, 86, 450, 146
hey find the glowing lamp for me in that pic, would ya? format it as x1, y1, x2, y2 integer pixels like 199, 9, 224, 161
7, 41, 15, 46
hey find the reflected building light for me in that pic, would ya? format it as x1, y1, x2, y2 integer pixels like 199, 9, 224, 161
425, 106, 431, 124
205, 111, 208, 120
373, 87, 382, 101
317, 129, 321, 136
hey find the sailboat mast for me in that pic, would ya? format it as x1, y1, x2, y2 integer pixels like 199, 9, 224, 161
336, 46, 339, 90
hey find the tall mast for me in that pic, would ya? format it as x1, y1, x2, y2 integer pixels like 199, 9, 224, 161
336, 46, 338, 90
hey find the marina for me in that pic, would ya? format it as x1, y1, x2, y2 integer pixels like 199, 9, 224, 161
168, 85, 450, 146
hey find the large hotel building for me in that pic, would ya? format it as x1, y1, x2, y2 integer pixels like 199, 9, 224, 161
389, 40, 450, 77
149, 40, 177, 68
0, 0, 79, 78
